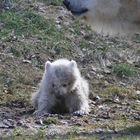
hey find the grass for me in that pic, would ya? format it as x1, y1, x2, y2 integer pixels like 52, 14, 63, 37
44, 117, 58, 125
0, 7, 91, 59
0, 0, 140, 139
90, 80, 135, 100
122, 125, 140, 135
112, 136, 140, 140
0, 10, 57, 37
100, 85, 133, 97
112, 63, 137, 78
1, 127, 46, 140
0, 2, 86, 105
38, 0, 63, 5
1, 123, 140, 140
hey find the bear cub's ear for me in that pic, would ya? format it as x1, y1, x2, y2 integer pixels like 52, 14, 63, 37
45, 61, 51, 70
70, 60, 77, 68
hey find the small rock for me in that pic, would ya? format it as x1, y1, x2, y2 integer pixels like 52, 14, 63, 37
0, 122, 9, 128
35, 118, 43, 125
107, 129, 115, 134
95, 128, 103, 133
106, 60, 112, 67
103, 68, 111, 74
115, 98, 120, 102
55, 24, 62, 30
104, 80, 109, 86
22, 60, 31, 64
2, 119, 15, 128
92, 96, 101, 101
59, 120, 68, 125
86, 73, 92, 80
47, 124, 56, 128
97, 74, 104, 78
136, 100, 140, 103
127, 60, 134, 64
136, 91, 140, 100
119, 81, 126, 86
17, 120, 31, 128
98, 105, 104, 109
91, 66, 97, 72
80, 30, 86, 36
55, 20, 61, 24
90, 71, 96, 75
136, 90, 140, 95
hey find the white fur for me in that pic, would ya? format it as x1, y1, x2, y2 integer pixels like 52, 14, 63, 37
65, 0, 140, 36
31, 59, 89, 116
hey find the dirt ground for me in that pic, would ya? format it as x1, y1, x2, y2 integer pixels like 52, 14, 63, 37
0, 0, 140, 139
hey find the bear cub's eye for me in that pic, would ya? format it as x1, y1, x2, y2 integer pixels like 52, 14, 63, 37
62, 84, 67, 87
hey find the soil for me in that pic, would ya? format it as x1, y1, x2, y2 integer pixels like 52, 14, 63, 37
0, 0, 140, 139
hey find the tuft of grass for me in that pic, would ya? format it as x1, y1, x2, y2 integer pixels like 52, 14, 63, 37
44, 117, 58, 125
122, 125, 140, 135
112, 63, 136, 77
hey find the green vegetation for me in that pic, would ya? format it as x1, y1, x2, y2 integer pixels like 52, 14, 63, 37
112, 63, 136, 77
0, 10, 57, 37
100, 85, 133, 97
123, 125, 140, 135
44, 117, 58, 125
0, 0, 140, 139
112, 135, 140, 140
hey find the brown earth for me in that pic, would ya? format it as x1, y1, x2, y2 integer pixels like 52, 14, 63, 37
0, 0, 140, 139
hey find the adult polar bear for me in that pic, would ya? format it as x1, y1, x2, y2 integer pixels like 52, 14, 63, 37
63, 0, 140, 36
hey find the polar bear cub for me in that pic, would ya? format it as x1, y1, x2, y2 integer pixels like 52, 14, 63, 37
31, 59, 90, 116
